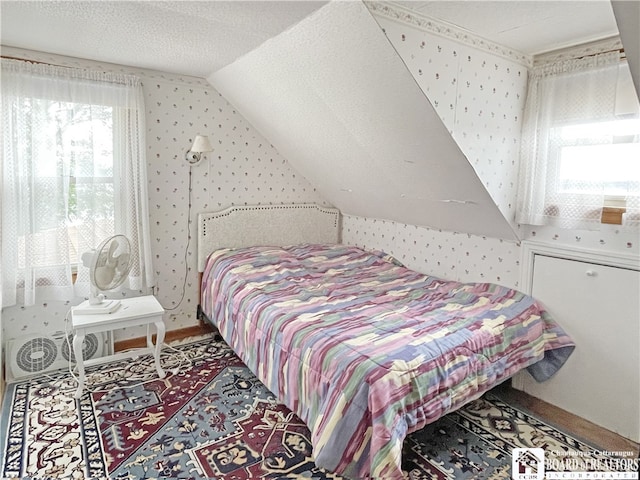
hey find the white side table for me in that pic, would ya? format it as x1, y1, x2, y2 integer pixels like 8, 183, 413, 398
71, 295, 166, 398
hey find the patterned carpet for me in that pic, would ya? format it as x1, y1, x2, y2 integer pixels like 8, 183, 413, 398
0, 335, 627, 479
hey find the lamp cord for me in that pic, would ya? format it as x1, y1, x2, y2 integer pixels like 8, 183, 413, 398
58, 308, 200, 395
160, 164, 192, 312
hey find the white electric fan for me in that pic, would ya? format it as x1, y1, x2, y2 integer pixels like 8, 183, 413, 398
74, 234, 133, 314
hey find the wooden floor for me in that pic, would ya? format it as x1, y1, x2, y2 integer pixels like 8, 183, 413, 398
492, 382, 640, 456
116, 326, 639, 457
113, 323, 214, 352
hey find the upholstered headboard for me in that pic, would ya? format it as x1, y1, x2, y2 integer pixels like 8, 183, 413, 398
197, 203, 341, 272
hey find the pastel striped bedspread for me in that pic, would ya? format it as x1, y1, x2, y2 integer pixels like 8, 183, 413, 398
201, 244, 574, 479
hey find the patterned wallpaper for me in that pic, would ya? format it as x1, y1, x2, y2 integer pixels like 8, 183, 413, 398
372, 9, 638, 258
342, 216, 521, 287
374, 14, 528, 224
342, 9, 639, 289
339, 13, 527, 288
521, 224, 638, 255
146, 79, 327, 329
0, 48, 327, 343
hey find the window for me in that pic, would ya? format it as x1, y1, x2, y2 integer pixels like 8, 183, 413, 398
17, 101, 116, 269
517, 52, 640, 229
1, 59, 154, 307
552, 118, 640, 197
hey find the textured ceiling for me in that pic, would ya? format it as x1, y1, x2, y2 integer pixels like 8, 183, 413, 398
0, 0, 327, 77
211, 1, 518, 240
0, 0, 621, 78
390, 0, 619, 56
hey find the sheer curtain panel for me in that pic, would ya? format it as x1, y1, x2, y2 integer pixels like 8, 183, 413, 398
1, 59, 154, 307
517, 52, 640, 229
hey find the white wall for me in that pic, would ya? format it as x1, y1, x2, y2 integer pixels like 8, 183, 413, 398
1, 255, 4, 400
612, 1, 640, 96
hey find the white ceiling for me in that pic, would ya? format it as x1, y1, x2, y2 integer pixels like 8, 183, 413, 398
0, 0, 621, 78
0, 1, 327, 78
390, 1, 619, 56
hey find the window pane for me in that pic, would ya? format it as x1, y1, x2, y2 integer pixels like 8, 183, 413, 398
18, 99, 115, 268
560, 118, 640, 140
64, 104, 113, 178
558, 143, 640, 195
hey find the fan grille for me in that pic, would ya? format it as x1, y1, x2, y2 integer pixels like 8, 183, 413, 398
91, 234, 132, 291
61, 334, 100, 363
15, 337, 58, 373
9, 332, 110, 380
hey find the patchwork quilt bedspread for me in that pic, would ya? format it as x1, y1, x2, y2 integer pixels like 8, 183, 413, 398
201, 244, 574, 479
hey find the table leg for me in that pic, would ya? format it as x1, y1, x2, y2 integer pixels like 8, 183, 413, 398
154, 319, 166, 378
146, 323, 153, 349
73, 330, 86, 399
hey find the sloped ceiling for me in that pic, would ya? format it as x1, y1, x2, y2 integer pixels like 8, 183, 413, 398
1, 1, 618, 77
0, 1, 328, 77
611, 1, 640, 96
210, 1, 518, 241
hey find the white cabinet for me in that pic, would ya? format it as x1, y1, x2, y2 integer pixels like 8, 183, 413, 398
514, 244, 640, 442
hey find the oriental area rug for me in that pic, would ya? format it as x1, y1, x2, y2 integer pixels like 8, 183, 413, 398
0, 335, 632, 479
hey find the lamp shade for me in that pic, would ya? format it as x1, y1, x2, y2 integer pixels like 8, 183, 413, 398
190, 135, 213, 153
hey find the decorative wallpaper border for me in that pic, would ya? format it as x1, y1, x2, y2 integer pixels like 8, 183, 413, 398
366, 1, 533, 67
0, 46, 210, 86
533, 35, 623, 66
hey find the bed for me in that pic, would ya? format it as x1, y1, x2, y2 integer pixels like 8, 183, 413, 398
197, 204, 574, 479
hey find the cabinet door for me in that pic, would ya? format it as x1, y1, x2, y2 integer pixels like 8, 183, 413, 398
520, 254, 639, 442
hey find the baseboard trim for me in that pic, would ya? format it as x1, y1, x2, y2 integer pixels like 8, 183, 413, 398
496, 382, 639, 454
114, 323, 214, 352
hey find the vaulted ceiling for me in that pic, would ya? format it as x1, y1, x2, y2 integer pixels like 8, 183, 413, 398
2, 1, 636, 241
611, 1, 640, 92
0, 1, 327, 77
210, 1, 519, 240
0, 1, 620, 76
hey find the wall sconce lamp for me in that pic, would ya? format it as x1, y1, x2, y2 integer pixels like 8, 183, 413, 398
185, 134, 213, 165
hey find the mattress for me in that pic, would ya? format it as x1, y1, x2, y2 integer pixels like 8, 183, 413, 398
201, 244, 574, 479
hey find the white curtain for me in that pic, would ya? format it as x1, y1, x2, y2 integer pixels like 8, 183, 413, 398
1, 59, 154, 307
517, 52, 640, 229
